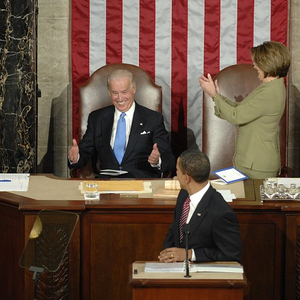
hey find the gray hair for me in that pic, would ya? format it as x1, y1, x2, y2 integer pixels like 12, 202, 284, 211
107, 69, 136, 89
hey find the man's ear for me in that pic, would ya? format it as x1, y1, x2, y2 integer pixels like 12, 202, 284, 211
184, 174, 191, 184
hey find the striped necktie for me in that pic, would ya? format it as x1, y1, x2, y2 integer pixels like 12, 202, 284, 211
113, 112, 126, 164
179, 196, 191, 243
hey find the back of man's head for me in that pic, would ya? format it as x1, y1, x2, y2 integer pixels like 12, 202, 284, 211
179, 150, 210, 183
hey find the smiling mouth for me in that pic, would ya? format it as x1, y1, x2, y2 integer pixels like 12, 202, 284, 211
116, 100, 126, 105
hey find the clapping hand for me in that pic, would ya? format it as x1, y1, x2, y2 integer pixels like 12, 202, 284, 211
199, 73, 219, 99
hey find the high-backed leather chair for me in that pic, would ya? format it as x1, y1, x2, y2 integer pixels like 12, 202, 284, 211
71, 63, 162, 178
202, 63, 288, 178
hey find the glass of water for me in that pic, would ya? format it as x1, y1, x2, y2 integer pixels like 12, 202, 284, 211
84, 182, 99, 199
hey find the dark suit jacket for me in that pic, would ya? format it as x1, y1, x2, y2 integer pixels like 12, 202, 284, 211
163, 186, 243, 263
71, 102, 175, 178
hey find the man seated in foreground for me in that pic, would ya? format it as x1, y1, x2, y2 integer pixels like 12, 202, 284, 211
68, 69, 175, 178
159, 149, 243, 263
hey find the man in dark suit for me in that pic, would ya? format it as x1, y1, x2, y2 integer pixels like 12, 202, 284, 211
158, 150, 242, 263
68, 69, 175, 178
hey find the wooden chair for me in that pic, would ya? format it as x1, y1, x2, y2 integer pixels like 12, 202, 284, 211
202, 63, 289, 178
71, 63, 162, 178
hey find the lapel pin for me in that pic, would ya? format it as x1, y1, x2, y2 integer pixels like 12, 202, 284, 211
197, 213, 201, 217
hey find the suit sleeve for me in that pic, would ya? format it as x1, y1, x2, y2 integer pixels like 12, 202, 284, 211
194, 210, 243, 263
162, 189, 187, 249
213, 85, 274, 126
162, 217, 176, 249
152, 114, 175, 173
163, 197, 180, 249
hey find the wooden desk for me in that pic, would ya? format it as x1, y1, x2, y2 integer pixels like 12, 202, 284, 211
0, 175, 299, 300
130, 262, 247, 300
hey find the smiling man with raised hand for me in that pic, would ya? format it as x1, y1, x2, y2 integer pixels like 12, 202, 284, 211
68, 69, 175, 178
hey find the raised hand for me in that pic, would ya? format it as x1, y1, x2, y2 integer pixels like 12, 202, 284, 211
68, 138, 79, 163
199, 73, 217, 98
148, 143, 160, 165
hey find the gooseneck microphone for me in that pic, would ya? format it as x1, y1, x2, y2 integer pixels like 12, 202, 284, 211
182, 224, 191, 278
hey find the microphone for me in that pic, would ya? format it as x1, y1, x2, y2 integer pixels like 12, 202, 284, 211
182, 224, 191, 278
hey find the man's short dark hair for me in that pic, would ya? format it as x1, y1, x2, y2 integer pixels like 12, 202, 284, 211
179, 150, 210, 183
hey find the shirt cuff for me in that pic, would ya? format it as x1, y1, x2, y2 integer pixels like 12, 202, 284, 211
191, 249, 196, 262
150, 157, 162, 170
68, 154, 80, 165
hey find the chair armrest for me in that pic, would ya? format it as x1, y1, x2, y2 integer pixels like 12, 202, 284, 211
278, 166, 294, 178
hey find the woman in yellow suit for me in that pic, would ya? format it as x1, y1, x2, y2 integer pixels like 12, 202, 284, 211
199, 41, 290, 179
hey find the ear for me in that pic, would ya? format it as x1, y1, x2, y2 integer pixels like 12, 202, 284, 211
132, 85, 137, 94
184, 174, 191, 184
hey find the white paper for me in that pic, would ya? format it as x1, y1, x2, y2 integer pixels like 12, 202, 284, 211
210, 178, 227, 185
145, 262, 184, 273
145, 262, 243, 273
0, 173, 30, 191
99, 169, 128, 176
217, 190, 235, 202
213, 167, 248, 184
191, 263, 243, 273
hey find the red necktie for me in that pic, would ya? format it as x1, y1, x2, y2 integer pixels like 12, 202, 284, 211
179, 196, 191, 243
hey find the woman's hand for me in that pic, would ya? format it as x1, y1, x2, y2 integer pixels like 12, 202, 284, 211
199, 74, 217, 99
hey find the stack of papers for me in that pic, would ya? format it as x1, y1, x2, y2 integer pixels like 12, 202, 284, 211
0, 173, 30, 191
99, 169, 128, 176
145, 262, 243, 273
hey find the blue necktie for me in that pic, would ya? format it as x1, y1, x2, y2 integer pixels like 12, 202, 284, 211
113, 112, 126, 164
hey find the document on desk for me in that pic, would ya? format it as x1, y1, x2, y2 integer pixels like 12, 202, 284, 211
80, 180, 152, 194
0, 173, 30, 191
217, 190, 235, 202
99, 169, 128, 176
213, 167, 248, 184
145, 262, 243, 273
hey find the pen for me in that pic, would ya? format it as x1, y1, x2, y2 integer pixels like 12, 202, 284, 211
0, 180, 11, 182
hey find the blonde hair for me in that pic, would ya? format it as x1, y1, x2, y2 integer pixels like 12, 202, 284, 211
251, 41, 290, 78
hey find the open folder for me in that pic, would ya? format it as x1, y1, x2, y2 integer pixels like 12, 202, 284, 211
213, 167, 248, 184
145, 262, 243, 273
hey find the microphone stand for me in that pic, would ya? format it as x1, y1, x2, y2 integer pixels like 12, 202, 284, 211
184, 228, 191, 278
29, 266, 44, 300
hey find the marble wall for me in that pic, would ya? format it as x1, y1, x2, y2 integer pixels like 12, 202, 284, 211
36, 0, 300, 178
0, 0, 37, 173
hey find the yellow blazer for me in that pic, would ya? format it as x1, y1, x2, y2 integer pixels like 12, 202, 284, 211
213, 78, 286, 172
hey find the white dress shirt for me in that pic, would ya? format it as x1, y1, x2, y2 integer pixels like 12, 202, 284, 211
110, 102, 161, 169
110, 102, 135, 148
